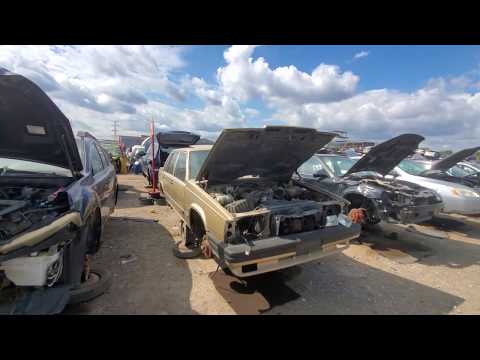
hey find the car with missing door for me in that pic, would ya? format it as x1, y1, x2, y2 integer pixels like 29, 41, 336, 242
0, 68, 116, 314
160, 126, 361, 278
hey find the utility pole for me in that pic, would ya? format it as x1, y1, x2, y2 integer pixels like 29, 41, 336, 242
112, 120, 119, 142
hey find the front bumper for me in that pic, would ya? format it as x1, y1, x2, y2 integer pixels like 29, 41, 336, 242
0, 285, 70, 315
208, 223, 361, 277
394, 202, 443, 224
442, 195, 480, 215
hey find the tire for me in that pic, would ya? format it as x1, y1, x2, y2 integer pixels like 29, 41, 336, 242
172, 242, 202, 259
114, 184, 119, 206
68, 268, 112, 305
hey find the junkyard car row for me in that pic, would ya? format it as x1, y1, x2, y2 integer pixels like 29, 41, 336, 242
1, 69, 480, 314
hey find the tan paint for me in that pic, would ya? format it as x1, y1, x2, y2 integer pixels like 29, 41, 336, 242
0, 212, 82, 255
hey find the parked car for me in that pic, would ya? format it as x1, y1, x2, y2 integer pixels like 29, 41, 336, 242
98, 139, 126, 174
392, 159, 480, 215
160, 126, 361, 278
142, 131, 200, 187
297, 134, 444, 227
455, 161, 480, 179
409, 147, 480, 189
0, 68, 116, 314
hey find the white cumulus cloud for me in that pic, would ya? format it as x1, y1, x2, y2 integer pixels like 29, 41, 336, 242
217, 45, 359, 106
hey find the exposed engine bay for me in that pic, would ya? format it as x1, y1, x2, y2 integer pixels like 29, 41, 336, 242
350, 176, 442, 206
0, 185, 70, 245
340, 174, 442, 224
207, 180, 346, 243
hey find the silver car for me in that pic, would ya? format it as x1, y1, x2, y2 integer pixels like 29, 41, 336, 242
391, 160, 480, 215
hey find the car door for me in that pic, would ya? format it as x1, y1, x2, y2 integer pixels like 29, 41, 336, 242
160, 151, 178, 207
97, 144, 117, 212
169, 151, 187, 217
89, 142, 110, 221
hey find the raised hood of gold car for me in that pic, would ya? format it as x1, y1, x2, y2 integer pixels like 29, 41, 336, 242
196, 126, 336, 185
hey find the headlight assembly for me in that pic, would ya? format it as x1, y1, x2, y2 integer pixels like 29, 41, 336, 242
451, 188, 480, 198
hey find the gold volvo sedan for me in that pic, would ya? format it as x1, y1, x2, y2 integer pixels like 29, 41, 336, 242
160, 126, 361, 277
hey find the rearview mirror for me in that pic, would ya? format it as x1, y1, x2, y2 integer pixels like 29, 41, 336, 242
313, 170, 328, 178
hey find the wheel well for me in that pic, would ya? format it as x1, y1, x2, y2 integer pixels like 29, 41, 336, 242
344, 193, 367, 209
189, 209, 205, 238
86, 207, 102, 254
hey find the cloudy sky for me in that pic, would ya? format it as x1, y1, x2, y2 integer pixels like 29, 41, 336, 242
1, 45, 480, 150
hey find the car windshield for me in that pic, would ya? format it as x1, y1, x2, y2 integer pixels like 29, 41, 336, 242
189, 150, 210, 179
320, 156, 356, 176
0, 158, 72, 177
398, 160, 428, 175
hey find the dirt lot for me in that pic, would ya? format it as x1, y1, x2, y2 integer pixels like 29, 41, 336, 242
65, 174, 480, 315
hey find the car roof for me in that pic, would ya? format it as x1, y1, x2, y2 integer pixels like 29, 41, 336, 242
174, 144, 213, 152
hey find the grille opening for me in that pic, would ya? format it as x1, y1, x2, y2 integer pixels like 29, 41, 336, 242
242, 263, 258, 273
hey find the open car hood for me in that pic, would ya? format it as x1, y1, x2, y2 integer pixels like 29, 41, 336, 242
196, 126, 335, 184
0, 68, 83, 173
430, 147, 480, 171
343, 134, 424, 177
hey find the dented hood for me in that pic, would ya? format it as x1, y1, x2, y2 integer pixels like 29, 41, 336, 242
430, 147, 480, 171
0, 68, 82, 173
343, 134, 424, 176
196, 126, 336, 184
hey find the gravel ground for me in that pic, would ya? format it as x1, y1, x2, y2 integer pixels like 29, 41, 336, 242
64, 174, 480, 315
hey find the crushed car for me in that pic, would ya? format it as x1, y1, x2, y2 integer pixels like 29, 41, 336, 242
296, 134, 444, 227
0, 68, 116, 314
160, 126, 361, 278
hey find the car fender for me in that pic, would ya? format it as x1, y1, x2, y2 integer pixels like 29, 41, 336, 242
67, 177, 102, 223
188, 203, 207, 230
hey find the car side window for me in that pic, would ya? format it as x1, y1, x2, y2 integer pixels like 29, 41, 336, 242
173, 152, 187, 181
97, 145, 111, 168
164, 152, 178, 175
91, 144, 105, 175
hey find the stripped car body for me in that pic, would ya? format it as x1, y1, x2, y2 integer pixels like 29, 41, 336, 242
160, 126, 361, 278
0, 68, 116, 314
297, 134, 443, 226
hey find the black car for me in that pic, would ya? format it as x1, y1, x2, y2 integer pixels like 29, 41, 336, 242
141, 131, 200, 188
296, 134, 444, 227
0, 68, 117, 314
